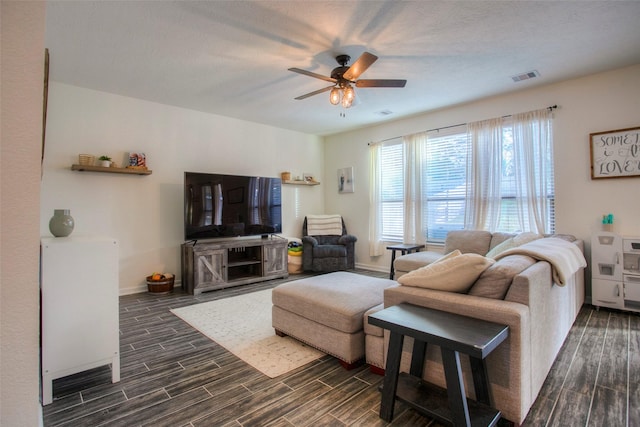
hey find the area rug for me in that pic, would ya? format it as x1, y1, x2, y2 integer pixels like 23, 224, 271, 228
170, 289, 324, 378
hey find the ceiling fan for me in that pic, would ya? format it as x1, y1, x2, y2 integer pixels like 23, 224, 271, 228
288, 52, 406, 108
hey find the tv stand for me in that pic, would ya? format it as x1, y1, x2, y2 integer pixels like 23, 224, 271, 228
181, 237, 288, 295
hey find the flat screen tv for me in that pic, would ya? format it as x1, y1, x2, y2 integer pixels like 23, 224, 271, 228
184, 172, 282, 241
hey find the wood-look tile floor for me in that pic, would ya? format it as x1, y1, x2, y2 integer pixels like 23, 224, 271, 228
42, 269, 639, 427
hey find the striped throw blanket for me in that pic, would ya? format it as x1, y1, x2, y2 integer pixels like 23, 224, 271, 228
306, 214, 343, 236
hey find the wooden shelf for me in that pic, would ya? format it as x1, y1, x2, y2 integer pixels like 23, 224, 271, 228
71, 164, 152, 175
283, 180, 320, 186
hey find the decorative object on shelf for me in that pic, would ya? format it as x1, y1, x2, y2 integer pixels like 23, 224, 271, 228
602, 213, 614, 232
78, 154, 95, 165
281, 171, 291, 181
128, 152, 147, 170
146, 273, 174, 294
338, 166, 354, 193
98, 155, 112, 167
303, 173, 316, 183
48, 209, 75, 237
590, 126, 640, 179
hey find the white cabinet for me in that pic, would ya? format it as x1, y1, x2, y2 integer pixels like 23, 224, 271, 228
40, 236, 120, 405
591, 278, 623, 309
591, 232, 640, 313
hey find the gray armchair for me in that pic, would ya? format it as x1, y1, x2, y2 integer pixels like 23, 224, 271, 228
302, 216, 357, 272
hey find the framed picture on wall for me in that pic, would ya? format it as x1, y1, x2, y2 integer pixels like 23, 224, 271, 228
590, 127, 640, 179
338, 167, 354, 193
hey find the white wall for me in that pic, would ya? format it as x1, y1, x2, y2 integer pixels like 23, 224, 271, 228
41, 83, 324, 294
324, 65, 640, 285
1, 1, 46, 425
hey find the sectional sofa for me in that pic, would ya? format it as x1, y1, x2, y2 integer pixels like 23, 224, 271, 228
364, 230, 586, 424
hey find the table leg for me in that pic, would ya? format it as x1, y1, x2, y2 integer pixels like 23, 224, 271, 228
470, 356, 491, 406
389, 250, 397, 279
410, 339, 427, 377
441, 348, 471, 427
380, 331, 404, 421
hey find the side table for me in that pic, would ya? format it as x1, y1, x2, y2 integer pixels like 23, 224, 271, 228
386, 243, 425, 279
368, 303, 508, 426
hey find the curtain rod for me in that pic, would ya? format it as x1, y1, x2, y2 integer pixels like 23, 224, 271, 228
368, 104, 558, 146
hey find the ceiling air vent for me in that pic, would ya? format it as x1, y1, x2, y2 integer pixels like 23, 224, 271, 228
377, 110, 394, 116
511, 70, 540, 82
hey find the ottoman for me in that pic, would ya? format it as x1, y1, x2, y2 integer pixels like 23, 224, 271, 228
272, 271, 397, 368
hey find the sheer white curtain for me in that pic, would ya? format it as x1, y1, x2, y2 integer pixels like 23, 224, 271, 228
369, 133, 427, 255
465, 108, 553, 233
464, 118, 503, 230
368, 143, 385, 256
402, 132, 428, 245
512, 108, 554, 233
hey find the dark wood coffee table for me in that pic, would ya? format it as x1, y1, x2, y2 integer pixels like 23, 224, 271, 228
368, 303, 508, 427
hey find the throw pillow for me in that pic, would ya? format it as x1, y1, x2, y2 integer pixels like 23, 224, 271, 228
468, 254, 536, 299
398, 253, 494, 293
485, 237, 516, 259
513, 232, 543, 246
486, 232, 542, 258
435, 249, 462, 263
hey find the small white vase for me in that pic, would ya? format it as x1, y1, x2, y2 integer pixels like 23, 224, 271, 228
100, 160, 111, 167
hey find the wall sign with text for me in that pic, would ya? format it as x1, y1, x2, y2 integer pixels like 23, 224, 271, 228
590, 127, 640, 179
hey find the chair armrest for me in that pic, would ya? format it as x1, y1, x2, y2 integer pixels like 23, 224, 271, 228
302, 236, 319, 246
338, 234, 357, 245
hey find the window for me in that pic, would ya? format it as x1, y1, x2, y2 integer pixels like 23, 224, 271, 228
424, 128, 469, 241
378, 140, 404, 241
372, 109, 555, 248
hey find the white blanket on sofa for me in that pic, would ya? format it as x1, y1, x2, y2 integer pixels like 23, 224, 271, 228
306, 214, 343, 236
494, 237, 586, 286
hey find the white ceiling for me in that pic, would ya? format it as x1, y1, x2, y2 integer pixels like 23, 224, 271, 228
44, 1, 640, 136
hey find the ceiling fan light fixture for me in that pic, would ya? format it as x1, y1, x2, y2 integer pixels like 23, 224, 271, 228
329, 87, 341, 105
342, 85, 355, 108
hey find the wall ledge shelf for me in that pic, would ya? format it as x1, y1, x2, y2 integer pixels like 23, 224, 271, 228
283, 180, 320, 186
71, 164, 152, 175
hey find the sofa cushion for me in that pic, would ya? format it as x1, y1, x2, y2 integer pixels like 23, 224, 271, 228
486, 232, 543, 258
393, 251, 444, 273
468, 254, 536, 299
364, 303, 385, 337
488, 232, 516, 251
313, 245, 347, 258
444, 230, 493, 255
397, 252, 494, 292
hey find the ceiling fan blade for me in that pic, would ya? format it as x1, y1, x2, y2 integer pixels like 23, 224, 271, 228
356, 79, 407, 88
343, 52, 378, 81
294, 86, 334, 100
288, 68, 337, 84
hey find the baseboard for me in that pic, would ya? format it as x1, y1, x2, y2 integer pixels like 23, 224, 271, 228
354, 262, 387, 274
119, 280, 182, 296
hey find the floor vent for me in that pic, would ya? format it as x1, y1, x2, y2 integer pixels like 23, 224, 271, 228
512, 70, 540, 82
